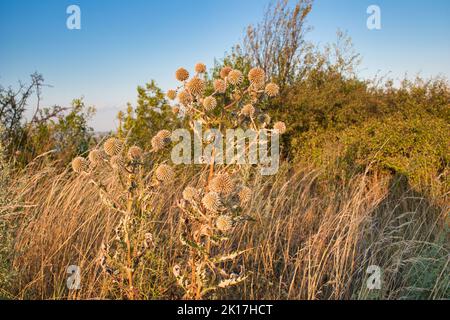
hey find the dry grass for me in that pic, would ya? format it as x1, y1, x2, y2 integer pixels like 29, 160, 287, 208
1, 156, 448, 300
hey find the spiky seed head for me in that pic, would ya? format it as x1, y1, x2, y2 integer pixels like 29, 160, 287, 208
216, 215, 233, 232
209, 173, 234, 195
186, 77, 205, 97
214, 79, 226, 93
195, 62, 206, 74
241, 104, 255, 117
157, 130, 172, 146
248, 67, 265, 87
265, 83, 280, 97
202, 192, 222, 213
151, 135, 165, 151
104, 138, 123, 156
175, 68, 189, 81
273, 121, 287, 134
182, 187, 199, 202
203, 96, 217, 111
227, 70, 243, 85
220, 66, 233, 79
167, 89, 177, 100
128, 146, 143, 160
177, 90, 192, 106
72, 157, 88, 173
88, 149, 103, 166
110, 155, 125, 171
155, 164, 175, 183
238, 186, 252, 205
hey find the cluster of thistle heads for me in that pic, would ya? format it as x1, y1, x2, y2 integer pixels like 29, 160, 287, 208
167, 63, 287, 134
71, 134, 176, 186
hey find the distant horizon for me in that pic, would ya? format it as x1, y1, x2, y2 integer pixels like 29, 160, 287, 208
1, 0, 450, 131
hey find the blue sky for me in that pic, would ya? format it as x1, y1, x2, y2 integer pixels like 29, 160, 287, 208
1, 0, 449, 131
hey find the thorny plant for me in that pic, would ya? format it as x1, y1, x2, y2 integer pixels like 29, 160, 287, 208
71, 63, 286, 300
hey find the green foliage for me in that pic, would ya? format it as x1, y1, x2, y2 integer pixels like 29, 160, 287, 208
118, 80, 180, 149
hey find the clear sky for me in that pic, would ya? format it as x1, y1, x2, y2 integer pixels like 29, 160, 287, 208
1, 0, 449, 131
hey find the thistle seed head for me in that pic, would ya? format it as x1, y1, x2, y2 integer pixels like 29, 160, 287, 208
203, 96, 217, 111
209, 173, 234, 195
194, 62, 207, 74
186, 77, 205, 97
273, 121, 287, 134
182, 186, 199, 202
104, 138, 123, 156
241, 104, 255, 117
128, 146, 143, 160
265, 83, 280, 97
214, 79, 227, 93
227, 70, 243, 85
202, 192, 222, 213
88, 149, 103, 166
220, 66, 233, 79
166, 89, 177, 100
248, 67, 265, 87
175, 68, 189, 82
72, 157, 88, 173
177, 90, 192, 106
216, 215, 233, 232
238, 186, 252, 205
155, 164, 175, 183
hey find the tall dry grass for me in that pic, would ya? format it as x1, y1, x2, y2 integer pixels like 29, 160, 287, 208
1, 156, 448, 300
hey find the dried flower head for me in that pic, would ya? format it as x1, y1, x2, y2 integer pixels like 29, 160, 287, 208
273, 121, 287, 134
172, 106, 180, 114
167, 89, 177, 100
216, 215, 233, 232
227, 70, 243, 85
194, 62, 206, 74
220, 66, 233, 79
241, 104, 255, 117
104, 138, 123, 156
248, 67, 265, 87
128, 146, 143, 160
203, 96, 217, 111
157, 129, 172, 142
202, 192, 222, 213
209, 173, 234, 195
72, 157, 88, 173
265, 83, 280, 97
186, 77, 205, 97
214, 79, 227, 93
88, 149, 103, 166
175, 68, 189, 82
151, 135, 165, 151
238, 186, 252, 205
155, 164, 175, 183
110, 155, 125, 171
182, 186, 199, 202
177, 90, 192, 106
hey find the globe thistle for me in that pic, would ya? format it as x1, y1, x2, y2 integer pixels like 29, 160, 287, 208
273, 121, 287, 134
151, 136, 165, 151
194, 62, 206, 74
202, 192, 222, 213
166, 89, 177, 100
157, 129, 172, 145
214, 79, 227, 93
110, 155, 125, 171
186, 77, 205, 97
203, 96, 217, 111
175, 68, 189, 82
128, 146, 143, 160
216, 215, 233, 232
248, 67, 265, 87
72, 157, 88, 173
220, 66, 233, 79
238, 186, 252, 205
155, 164, 175, 183
241, 104, 255, 117
182, 186, 199, 202
265, 83, 280, 97
227, 70, 243, 85
177, 90, 192, 106
209, 173, 234, 195
88, 149, 103, 166
104, 138, 123, 156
